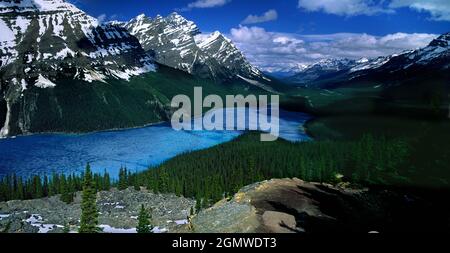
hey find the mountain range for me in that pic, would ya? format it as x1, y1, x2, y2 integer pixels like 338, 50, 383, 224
285, 32, 450, 88
0, 0, 273, 137
0, 0, 449, 138
122, 13, 266, 82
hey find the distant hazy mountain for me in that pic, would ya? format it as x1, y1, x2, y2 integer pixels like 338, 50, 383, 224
285, 32, 449, 88
286, 58, 358, 85
262, 63, 309, 78
360, 32, 449, 75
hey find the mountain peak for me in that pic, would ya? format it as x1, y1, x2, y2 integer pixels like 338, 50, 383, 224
168, 12, 180, 18
0, 0, 156, 84
195, 31, 229, 48
0, 0, 80, 13
123, 15, 265, 82
428, 32, 450, 48
136, 13, 148, 20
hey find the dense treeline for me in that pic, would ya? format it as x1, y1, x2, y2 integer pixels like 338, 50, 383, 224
0, 132, 411, 206
138, 132, 410, 205
0, 166, 142, 203
0, 168, 112, 203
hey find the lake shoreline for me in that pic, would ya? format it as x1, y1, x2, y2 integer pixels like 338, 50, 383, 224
0, 108, 312, 179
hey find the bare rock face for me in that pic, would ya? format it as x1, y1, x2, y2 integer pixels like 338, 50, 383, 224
192, 200, 259, 233
261, 211, 297, 233
191, 178, 345, 233
192, 178, 450, 234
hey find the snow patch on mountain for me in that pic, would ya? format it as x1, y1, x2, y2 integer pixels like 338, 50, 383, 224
350, 56, 391, 72
0, 18, 18, 66
35, 74, 56, 88
0, 0, 157, 85
124, 13, 267, 82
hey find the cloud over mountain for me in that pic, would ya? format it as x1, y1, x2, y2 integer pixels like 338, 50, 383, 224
229, 25, 437, 72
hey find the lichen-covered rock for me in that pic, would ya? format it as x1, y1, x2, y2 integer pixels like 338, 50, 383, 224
0, 187, 195, 233
192, 200, 259, 233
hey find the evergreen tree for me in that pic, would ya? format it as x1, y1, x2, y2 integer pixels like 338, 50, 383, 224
33, 176, 43, 199
136, 204, 152, 233
103, 171, 111, 191
79, 163, 99, 233
60, 175, 74, 204
118, 167, 128, 191
42, 175, 49, 197
159, 168, 169, 193
63, 222, 70, 233
16, 176, 24, 200
195, 196, 202, 214
133, 176, 141, 191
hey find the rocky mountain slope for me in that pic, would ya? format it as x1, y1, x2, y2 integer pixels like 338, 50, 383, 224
286, 58, 359, 85
0, 0, 274, 138
356, 32, 450, 79
123, 13, 268, 82
0, 0, 156, 84
0, 0, 164, 137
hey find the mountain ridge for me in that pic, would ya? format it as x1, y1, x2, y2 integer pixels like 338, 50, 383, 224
123, 12, 267, 82
0, 0, 275, 137
285, 32, 450, 87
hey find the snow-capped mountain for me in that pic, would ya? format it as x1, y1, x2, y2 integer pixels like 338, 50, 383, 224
0, 0, 160, 137
287, 58, 358, 85
370, 32, 450, 73
348, 56, 393, 73
0, 0, 156, 86
0, 1, 277, 137
123, 13, 267, 81
287, 32, 450, 86
262, 63, 309, 78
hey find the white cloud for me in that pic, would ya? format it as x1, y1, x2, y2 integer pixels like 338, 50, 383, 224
298, 0, 391, 16
241, 9, 278, 24
389, 0, 450, 21
96, 13, 120, 24
97, 14, 107, 23
228, 25, 437, 72
297, 0, 450, 21
187, 0, 231, 9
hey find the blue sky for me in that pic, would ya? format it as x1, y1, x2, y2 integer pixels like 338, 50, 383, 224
71, 0, 449, 35
70, 0, 450, 71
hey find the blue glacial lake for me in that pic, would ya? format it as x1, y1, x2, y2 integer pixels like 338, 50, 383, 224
0, 108, 311, 178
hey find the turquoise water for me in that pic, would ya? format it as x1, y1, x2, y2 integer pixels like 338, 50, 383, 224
0, 109, 311, 178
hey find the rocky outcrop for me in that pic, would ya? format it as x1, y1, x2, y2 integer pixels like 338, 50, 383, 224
4, 178, 448, 233
192, 178, 450, 234
0, 188, 194, 233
